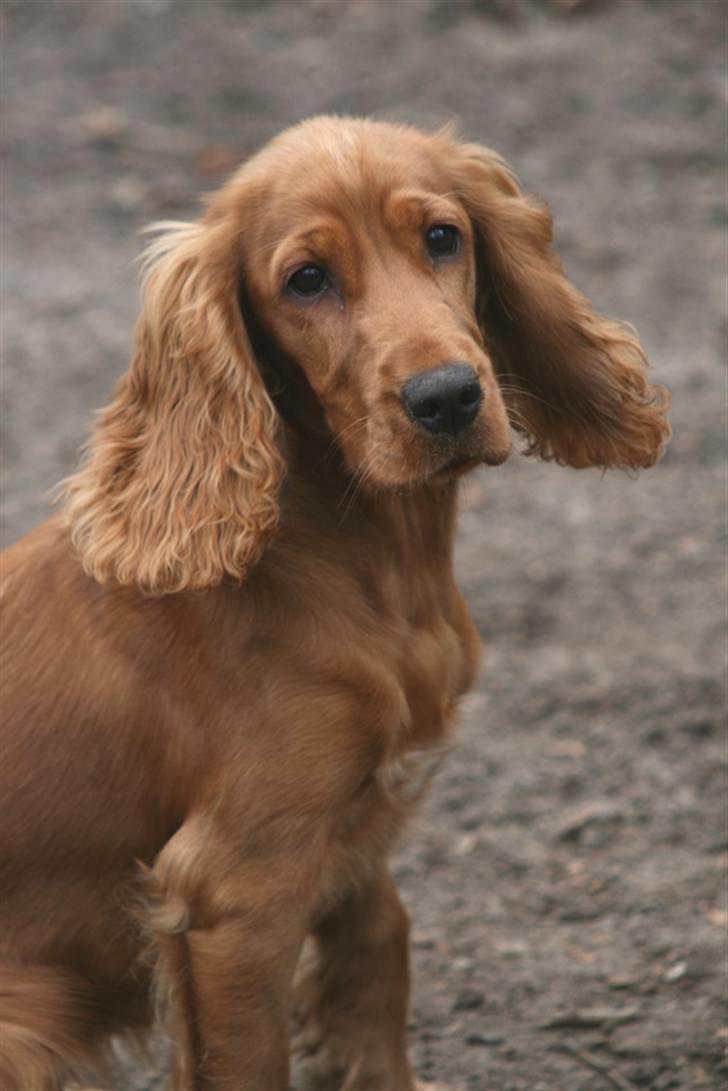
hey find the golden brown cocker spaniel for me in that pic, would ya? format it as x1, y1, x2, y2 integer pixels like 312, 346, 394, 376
0, 117, 669, 1091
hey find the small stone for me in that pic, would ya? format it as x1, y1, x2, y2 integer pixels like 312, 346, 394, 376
452, 956, 475, 972
412, 929, 437, 950
465, 1031, 504, 1047
453, 831, 479, 857
557, 800, 624, 843
607, 974, 638, 989
80, 107, 128, 142
663, 960, 688, 982
539, 1006, 640, 1030
453, 987, 485, 1012
495, 938, 528, 957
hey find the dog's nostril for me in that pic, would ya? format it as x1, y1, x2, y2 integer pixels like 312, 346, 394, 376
460, 382, 481, 407
401, 363, 482, 437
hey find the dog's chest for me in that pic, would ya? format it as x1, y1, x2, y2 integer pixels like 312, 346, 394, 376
316, 601, 480, 908
380, 577, 482, 769
377, 609, 472, 795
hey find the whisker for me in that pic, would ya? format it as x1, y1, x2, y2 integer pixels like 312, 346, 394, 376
497, 383, 563, 414
498, 382, 594, 436
322, 416, 369, 467
330, 416, 369, 448
337, 447, 381, 524
337, 460, 367, 519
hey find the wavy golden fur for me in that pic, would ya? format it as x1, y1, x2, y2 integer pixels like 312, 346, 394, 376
0, 116, 668, 1091
63, 220, 285, 594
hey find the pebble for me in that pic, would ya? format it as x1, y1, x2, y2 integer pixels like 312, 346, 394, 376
453, 987, 485, 1011
465, 1031, 505, 1047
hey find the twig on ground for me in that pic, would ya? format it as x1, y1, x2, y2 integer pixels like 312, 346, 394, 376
549, 1041, 639, 1091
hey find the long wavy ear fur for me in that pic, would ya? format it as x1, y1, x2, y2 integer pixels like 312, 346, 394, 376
61, 218, 284, 593
450, 142, 670, 469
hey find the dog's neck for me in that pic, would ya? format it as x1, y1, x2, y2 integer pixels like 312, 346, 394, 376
278, 423, 460, 582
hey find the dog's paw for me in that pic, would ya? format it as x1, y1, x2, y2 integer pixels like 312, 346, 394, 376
290, 1039, 346, 1091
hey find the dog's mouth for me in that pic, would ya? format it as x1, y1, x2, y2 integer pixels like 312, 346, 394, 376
435, 453, 482, 478
354, 430, 510, 492
333, 391, 512, 491
432, 439, 510, 480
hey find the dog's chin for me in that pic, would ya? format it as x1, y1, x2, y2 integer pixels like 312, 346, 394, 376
434, 454, 484, 480
432, 441, 511, 481
426, 427, 512, 479
350, 434, 511, 493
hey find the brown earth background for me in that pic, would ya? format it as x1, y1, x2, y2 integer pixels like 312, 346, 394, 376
1, 1, 726, 1089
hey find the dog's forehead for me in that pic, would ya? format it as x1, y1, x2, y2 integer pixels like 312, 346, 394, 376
249, 118, 449, 226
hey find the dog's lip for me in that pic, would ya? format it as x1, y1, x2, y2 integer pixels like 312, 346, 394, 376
481, 442, 511, 467
435, 437, 511, 476
434, 452, 482, 478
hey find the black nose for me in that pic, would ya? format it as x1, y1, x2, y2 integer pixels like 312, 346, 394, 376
401, 363, 482, 437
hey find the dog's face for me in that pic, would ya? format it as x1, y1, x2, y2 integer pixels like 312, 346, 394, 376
64, 116, 669, 593
239, 119, 512, 488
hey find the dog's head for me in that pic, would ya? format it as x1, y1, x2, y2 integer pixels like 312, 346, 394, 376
64, 117, 670, 593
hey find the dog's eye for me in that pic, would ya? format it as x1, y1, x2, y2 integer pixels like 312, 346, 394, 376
425, 224, 461, 258
287, 264, 328, 297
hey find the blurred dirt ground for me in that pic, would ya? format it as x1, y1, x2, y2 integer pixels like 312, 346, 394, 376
1, 1, 726, 1089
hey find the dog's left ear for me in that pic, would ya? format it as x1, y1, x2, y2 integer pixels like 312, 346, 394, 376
62, 207, 285, 594
450, 141, 670, 469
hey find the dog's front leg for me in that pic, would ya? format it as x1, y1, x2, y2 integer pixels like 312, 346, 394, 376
294, 867, 417, 1091
149, 819, 320, 1091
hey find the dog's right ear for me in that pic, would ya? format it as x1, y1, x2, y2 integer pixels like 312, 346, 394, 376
450, 140, 670, 470
62, 213, 285, 594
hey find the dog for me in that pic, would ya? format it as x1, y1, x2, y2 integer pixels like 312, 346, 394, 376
0, 116, 669, 1091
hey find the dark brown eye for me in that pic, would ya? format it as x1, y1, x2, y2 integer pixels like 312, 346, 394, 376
425, 224, 461, 258
288, 264, 328, 297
